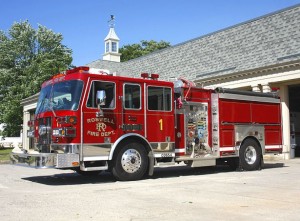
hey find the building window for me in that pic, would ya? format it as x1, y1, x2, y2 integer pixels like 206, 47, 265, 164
148, 86, 172, 111
105, 42, 110, 53
112, 42, 117, 52
124, 84, 141, 109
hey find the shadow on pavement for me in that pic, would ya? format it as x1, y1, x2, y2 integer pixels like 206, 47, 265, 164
22, 162, 286, 186
150, 165, 233, 179
22, 165, 234, 186
22, 171, 116, 185
263, 162, 285, 169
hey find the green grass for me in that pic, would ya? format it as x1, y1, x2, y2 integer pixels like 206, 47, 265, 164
0, 148, 12, 162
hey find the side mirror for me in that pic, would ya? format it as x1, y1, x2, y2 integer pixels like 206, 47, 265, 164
96, 90, 106, 106
96, 90, 106, 117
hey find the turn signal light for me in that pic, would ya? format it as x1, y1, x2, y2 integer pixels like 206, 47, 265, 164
72, 162, 79, 167
68, 116, 77, 124
56, 116, 77, 125
27, 120, 35, 127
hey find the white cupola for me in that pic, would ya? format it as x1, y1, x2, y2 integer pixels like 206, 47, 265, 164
103, 15, 121, 62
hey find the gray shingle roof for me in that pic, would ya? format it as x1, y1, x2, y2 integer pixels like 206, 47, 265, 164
87, 4, 300, 81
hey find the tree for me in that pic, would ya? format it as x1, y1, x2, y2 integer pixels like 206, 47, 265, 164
0, 21, 72, 136
119, 40, 170, 62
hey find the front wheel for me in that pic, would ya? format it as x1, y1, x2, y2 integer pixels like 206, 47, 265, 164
112, 141, 148, 181
239, 139, 262, 171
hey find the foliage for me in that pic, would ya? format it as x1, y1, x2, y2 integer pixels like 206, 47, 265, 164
0, 21, 72, 136
119, 40, 170, 62
0, 148, 12, 162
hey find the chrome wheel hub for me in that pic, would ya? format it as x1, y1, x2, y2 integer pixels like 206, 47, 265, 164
244, 146, 257, 165
121, 149, 142, 173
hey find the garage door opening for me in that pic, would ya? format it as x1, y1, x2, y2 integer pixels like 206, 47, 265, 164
289, 85, 300, 157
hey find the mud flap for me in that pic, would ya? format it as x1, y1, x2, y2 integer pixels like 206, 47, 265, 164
258, 155, 264, 170
148, 152, 154, 176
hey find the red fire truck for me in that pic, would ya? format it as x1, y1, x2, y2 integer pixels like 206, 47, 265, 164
11, 67, 282, 181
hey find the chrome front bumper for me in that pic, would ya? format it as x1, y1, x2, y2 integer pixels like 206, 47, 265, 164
10, 152, 79, 169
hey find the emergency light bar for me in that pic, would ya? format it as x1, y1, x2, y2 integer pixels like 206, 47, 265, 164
141, 73, 159, 80
51, 66, 112, 79
89, 68, 110, 75
65, 66, 110, 75
66, 66, 89, 75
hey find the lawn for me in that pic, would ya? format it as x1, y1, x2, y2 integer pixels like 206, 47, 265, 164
0, 148, 12, 162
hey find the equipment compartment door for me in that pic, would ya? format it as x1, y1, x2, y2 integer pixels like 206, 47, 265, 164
146, 86, 175, 144
184, 103, 211, 157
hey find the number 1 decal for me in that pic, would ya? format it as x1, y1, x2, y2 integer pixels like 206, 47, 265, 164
159, 119, 163, 131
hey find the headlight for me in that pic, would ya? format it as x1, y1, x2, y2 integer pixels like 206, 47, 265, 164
53, 128, 76, 137
27, 130, 34, 138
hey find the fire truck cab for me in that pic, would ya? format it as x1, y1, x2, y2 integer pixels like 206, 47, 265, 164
11, 67, 282, 181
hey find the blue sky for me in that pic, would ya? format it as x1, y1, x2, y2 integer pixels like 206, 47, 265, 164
1, 0, 300, 66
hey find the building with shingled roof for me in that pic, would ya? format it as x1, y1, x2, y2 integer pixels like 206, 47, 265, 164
22, 4, 300, 159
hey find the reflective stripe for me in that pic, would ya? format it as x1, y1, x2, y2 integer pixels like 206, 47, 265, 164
83, 156, 109, 161
265, 145, 282, 149
175, 149, 185, 153
219, 147, 235, 151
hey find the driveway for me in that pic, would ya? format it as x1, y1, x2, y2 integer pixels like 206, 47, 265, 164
0, 159, 300, 220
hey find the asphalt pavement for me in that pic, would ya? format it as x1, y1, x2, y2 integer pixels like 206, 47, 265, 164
0, 158, 300, 221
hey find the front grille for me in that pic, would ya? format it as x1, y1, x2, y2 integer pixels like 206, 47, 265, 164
37, 117, 52, 152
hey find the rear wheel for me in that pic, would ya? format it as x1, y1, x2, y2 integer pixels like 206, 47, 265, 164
239, 139, 262, 171
112, 141, 148, 181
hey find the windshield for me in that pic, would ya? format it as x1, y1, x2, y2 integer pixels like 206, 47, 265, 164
35, 80, 83, 114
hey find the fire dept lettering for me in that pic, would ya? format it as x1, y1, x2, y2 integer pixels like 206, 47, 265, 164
87, 130, 115, 137
87, 117, 115, 124
86, 117, 115, 137
96, 122, 107, 131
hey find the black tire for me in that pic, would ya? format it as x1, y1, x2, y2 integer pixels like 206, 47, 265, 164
112, 141, 148, 181
239, 139, 262, 171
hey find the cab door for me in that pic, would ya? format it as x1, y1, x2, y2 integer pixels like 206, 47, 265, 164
118, 82, 145, 137
82, 78, 118, 159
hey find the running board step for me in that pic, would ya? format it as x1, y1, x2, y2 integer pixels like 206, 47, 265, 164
156, 161, 176, 167
189, 159, 216, 167
80, 165, 108, 171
